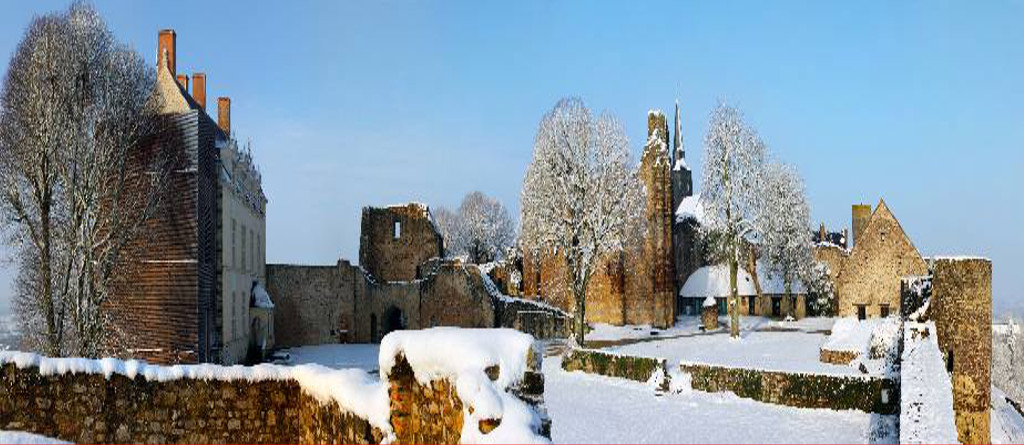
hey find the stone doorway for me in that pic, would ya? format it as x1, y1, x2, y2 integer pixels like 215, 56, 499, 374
383, 306, 406, 339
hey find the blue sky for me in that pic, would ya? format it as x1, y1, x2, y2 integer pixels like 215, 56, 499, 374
0, 1, 1021, 318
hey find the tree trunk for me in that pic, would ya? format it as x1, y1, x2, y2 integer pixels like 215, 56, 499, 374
729, 255, 739, 338
574, 283, 586, 347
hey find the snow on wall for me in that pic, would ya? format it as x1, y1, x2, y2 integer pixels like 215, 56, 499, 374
900, 321, 959, 444
0, 351, 392, 436
380, 327, 549, 444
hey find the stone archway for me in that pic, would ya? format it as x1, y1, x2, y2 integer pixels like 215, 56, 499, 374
383, 306, 406, 339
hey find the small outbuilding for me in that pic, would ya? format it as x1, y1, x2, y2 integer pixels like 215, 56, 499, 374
679, 264, 757, 316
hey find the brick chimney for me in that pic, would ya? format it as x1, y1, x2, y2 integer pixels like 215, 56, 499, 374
158, 29, 176, 76
192, 73, 206, 110
175, 74, 188, 92
217, 97, 231, 136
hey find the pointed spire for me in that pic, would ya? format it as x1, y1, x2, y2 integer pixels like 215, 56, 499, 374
673, 100, 685, 167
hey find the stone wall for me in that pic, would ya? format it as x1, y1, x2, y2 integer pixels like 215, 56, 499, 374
359, 204, 444, 283
679, 363, 898, 414
561, 348, 668, 388
930, 257, 992, 444
269, 259, 568, 347
0, 363, 383, 444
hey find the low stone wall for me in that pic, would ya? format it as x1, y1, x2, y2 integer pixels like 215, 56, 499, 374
819, 348, 859, 365
679, 362, 898, 414
0, 363, 382, 444
561, 348, 667, 387
494, 297, 572, 340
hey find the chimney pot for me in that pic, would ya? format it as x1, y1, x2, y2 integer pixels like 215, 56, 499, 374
158, 29, 176, 77
192, 73, 206, 111
176, 74, 188, 92
218, 97, 231, 136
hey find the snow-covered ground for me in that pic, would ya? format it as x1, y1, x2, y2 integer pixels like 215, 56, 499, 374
544, 355, 895, 444
0, 430, 69, 444
604, 328, 868, 377
278, 344, 380, 372
992, 386, 1024, 444
587, 316, 835, 344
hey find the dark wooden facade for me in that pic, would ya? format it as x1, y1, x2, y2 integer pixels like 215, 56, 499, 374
109, 109, 221, 364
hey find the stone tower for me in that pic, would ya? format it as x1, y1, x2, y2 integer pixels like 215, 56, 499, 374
930, 258, 992, 444
851, 204, 871, 247
639, 111, 676, 328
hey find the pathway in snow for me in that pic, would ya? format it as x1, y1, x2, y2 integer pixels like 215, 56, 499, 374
543, 356, 895, 444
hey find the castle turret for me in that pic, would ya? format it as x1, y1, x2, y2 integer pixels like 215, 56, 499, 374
640, 110, 674, 328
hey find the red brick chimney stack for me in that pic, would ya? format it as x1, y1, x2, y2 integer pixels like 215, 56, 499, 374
192, 73, 206, 110
175, 74, 188, 92
218, 97, 231, 136
157, 29, 176, 76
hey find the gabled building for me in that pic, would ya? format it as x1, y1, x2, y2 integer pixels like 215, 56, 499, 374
833, 199, 928, 319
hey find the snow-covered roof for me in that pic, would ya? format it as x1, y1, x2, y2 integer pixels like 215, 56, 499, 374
673, 158, 689, 171
702, 296, 718, 308
252, 283, 275, 309
675, 194, 704, 224
680, 264, 757, 298
755, 261, 806, 295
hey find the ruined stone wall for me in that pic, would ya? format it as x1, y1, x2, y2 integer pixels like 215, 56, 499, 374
266, 262, 361, 347
930, 258, 992, 444
418, 263, 495, 329
0, 364, 383, 444
269, 259, 505, 346
359, 204, 444, 283
638, 111, 676, 328
835, 202, 927, 318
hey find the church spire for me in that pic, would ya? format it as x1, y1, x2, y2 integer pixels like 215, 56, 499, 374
673, 100, 685, 168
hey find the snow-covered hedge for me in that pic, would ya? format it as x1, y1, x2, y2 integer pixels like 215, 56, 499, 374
899, 321, 959, 444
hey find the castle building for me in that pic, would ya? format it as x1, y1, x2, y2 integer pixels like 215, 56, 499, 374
109, 30, 269, 365
832, 200, 928, 319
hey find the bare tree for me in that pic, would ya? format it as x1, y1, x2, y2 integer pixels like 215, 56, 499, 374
0, 2, 169, 357
759, 162, 814, 312
520, 98, 643, 344
438, 191, 516, 264
700, 103, 768, 338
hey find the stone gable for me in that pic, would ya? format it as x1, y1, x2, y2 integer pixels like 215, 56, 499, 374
835, 200, 927, 318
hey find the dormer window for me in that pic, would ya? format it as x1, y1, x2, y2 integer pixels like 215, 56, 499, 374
394, 221, 401, 239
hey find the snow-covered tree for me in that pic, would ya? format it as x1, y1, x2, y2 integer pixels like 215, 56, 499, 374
805, 262, 835, 316
700, 103, 768, 338
434, 191, 516, 264
993, 317, 1024, 403
759, 162, 814, 306
0, 3, 170, 357
520, 98, 643, 344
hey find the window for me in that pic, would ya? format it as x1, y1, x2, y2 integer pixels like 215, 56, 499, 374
231, 219, 236, 269
879, 304, 890, 318
394, 221, 401, 239
857, 304, 867, 320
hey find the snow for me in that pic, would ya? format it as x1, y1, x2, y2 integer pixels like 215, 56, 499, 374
756, 261, 806, 294
585, 317, 705, 342
0, 351, 393, 438
992, 386, 1024, 444
0, 431, 70, 444
252, 282, 274, 309
605, 328, 870, 377
702, 295, 717, 308
680, 264, 757, 298
279, 344, 380, 372
899, 321, 959, 444
822, 317, 884, 353
379, 327, 549, 444
544, 355, 893, 443
674, 194, 704, 223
